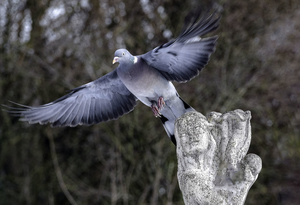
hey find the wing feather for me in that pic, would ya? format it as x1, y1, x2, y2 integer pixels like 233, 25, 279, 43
141, 7, 220, 83
6, 70, 137, 127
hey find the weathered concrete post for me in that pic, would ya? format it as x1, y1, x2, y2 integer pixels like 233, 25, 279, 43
175, 110, 262, 205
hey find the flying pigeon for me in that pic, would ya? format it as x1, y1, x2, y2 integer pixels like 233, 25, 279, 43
6, 8, 220, 145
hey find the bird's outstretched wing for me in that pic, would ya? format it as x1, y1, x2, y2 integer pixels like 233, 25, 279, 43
6, 70, 137, 127
141, 7, 220, 83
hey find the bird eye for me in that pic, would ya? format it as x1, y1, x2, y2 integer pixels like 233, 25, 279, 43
122, 52, 125, 56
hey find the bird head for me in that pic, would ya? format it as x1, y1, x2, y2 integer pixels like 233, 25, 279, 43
112, 49, 137, 64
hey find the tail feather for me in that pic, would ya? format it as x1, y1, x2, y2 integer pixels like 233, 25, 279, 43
160, 96, 194, 145
160, 115, 177, 145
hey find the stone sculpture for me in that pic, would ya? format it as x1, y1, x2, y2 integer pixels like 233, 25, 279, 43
175, 110, 262, 205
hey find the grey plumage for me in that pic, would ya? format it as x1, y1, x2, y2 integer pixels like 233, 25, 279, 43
7, 70, 137, 126
5, 7, 220, 145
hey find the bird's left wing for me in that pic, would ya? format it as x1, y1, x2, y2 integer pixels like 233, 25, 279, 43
6, 70, 137, 127
141, 7, 220, 83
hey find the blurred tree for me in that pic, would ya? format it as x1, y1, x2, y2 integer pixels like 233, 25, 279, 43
0, 0, 299, 204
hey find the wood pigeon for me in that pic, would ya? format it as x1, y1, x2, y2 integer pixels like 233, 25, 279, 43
6, 7, 220, 145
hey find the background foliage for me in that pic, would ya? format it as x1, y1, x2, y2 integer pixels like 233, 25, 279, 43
1, 0, 299, 204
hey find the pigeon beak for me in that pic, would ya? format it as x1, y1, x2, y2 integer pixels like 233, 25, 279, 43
112, 57, 119, 64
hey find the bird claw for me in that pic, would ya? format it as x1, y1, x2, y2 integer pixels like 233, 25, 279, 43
151, 104, 161, 118
158, 96, 165, 110
151, 97, 165, 118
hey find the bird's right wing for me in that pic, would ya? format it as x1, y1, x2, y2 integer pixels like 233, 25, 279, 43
6, 70, 137, 127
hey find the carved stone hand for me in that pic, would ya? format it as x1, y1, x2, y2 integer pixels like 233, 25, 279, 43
175, 110, 262, 205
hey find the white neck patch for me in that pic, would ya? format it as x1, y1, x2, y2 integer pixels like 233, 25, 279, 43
133, 56, 138, 64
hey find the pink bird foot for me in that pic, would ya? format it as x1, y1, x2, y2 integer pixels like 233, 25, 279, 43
151, 97, 165, 117
157, 96, 165, 110
151, 103, 161, 117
